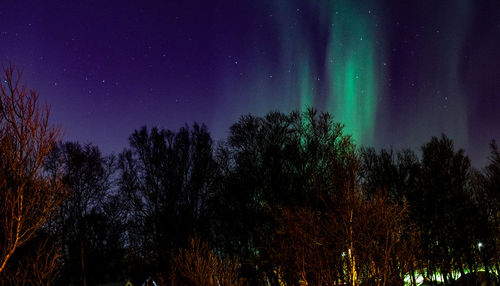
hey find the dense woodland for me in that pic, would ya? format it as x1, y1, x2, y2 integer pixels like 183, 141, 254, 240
0, 68, 500, 286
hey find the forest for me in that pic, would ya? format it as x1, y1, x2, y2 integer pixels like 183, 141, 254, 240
0, 69, 499, 286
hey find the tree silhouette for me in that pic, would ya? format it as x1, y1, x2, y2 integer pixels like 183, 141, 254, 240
475, 140, 500, 283
118, 123, 217, 283
210, 108, 358, 283
409, 135, 483, 283
48, 142, 116, 286
0, 89, 491, 285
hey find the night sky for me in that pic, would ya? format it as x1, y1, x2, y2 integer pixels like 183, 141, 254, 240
1, 0, 499, 166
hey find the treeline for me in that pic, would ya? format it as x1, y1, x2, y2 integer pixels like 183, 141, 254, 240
0, 68, 499, 285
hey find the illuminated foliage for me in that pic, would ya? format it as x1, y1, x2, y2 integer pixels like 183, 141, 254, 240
170, 236, 246, 286
0, 66, 62, 277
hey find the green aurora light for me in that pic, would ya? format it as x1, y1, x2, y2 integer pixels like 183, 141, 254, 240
272, 0, 380, 146
326, 0, 377, 145
217, 0, 469, 154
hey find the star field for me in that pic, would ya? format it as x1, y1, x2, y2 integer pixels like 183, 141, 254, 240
0, 0, 499, 166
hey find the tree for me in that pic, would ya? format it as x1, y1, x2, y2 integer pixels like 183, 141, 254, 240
118, 123, 217, 282
268, 206, 343, 286
474, 140, 500, 284
212, 108, 357, 283
1, 232, 62, 286
267, 188, 420, 286
411, 135, 481, 283
0, 65, 62, 275
170, 236, 246, 286
47, 142, 117, 286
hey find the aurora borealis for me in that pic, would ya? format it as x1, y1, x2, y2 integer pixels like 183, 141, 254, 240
0, 0, 499, 165
271, 0, 379, 146
326, 0, 378, 146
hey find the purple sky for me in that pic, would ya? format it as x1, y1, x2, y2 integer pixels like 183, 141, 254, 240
1, 0, 499, 167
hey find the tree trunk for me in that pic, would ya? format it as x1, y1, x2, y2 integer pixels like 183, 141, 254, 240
80, 236, 87, 286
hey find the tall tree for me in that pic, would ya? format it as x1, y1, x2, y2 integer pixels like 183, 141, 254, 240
413, 135, 481, 283
475, 140, 500, 283
211, 108, 357, 283
0, 66, 62, 275
49, 142, 116, 286
119, 123, 217, 282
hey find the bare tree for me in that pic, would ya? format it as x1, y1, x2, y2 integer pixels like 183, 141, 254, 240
269, 207, 344, 286
170, 236, 246, 286
0, 65, 63, 274
352, 192, 420, 286
269, 187, 421, 286
2, 235, 63, 286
